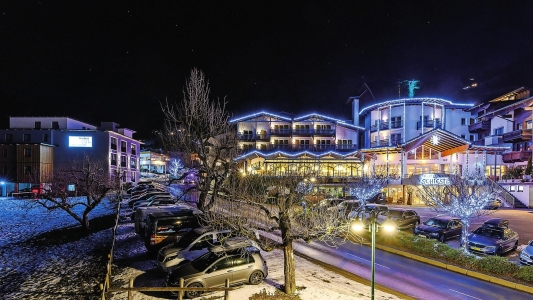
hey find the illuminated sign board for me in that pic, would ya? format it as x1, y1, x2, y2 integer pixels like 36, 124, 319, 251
418, 174, 451, 186
69, 136, 93, 147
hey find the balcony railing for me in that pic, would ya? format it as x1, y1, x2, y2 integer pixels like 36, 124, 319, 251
502, 129, 532, 143
239, 144, 357, 154
370, 121, 389, 132
502, 151, 532, 163
468, 120, 490, 132
271, 129, 292, 135
370, 140, 389, 147
313, 129, 335, 135
416, 119, 442, 130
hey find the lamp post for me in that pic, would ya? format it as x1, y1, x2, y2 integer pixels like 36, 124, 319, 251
351, 207, 396, 300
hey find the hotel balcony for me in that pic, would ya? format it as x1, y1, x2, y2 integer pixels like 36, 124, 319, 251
291, 129, 336, 136
502, 129, 532, 143
370, 121, 390, 132
468, 120, 490, 132
239, 144, 357, 155
370, 138, 402, 148
416, 119, 442, 130
271, 129, 292, 136
502, 151, 532, 163
238, 134, 256, 141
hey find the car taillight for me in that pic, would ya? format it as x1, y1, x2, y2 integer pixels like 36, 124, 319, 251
150, 234, 155, 245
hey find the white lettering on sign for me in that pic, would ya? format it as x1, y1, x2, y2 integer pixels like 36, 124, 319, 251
419, 174, 451, 185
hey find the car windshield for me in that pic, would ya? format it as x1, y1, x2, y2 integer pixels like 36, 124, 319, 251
191, 252, 223, 271
424, 218, 448, 229
174, 229, 202, 247
473, 227, 504, 239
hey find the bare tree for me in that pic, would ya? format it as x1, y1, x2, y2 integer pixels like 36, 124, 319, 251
160, 69, 238, 211
202, 165, 356, 295
415, 172, 498, 253
29, 155, 119, 230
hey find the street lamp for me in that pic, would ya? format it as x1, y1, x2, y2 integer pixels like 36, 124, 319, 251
350, 207, 396, 300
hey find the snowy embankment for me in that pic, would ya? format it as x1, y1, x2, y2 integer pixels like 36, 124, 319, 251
0, 197, 115, 300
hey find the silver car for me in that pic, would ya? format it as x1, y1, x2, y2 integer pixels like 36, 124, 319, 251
157, 227, 232, 272
167, 240, 268, 299
519, 240, 533, 266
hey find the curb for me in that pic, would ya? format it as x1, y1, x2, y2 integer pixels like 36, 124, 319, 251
375, 244, 533, 295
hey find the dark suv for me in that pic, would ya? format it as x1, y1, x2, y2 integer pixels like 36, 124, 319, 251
467, 218, 519, 256
414, 216, 462, 242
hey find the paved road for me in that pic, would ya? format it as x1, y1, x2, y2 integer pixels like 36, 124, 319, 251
278, 234, 533, 300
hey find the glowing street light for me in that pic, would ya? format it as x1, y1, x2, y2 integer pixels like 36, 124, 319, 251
351, 207, 396, 300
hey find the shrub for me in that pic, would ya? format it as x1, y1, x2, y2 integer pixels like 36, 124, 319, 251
514, 266, 533, 282
472, 255, 519, 276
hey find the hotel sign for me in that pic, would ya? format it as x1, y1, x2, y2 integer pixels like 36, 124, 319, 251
418, 174, 451, 186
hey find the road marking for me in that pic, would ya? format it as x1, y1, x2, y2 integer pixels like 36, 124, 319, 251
449, 289, 482, 300
345, 252, 390, 269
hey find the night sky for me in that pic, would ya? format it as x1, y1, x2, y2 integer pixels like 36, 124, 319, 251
1, 1, 533, 139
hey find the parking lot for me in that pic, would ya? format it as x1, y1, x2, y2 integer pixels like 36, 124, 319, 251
388, 204, 533, 261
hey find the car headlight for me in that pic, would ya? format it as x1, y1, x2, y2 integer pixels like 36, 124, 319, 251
429, 232, 439, 237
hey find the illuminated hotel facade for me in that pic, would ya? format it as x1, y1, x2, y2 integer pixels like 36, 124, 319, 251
232, 87, 533, 208
0, 117, 141, 196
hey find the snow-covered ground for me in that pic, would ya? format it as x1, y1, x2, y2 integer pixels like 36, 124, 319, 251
0, 195, 401, 299
108, 202, 401, 300
0, 197, 115, 299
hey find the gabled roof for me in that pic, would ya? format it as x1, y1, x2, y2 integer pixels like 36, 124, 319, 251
294, 113, 364, 130
229, 111, 292, 123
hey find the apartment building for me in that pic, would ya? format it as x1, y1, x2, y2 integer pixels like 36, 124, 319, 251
0, 117, 141, 196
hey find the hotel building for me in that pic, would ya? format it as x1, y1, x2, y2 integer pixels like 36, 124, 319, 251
232, 87, 533, 208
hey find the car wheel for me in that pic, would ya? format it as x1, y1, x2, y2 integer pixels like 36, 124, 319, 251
249, 270, 264, 285
512, 241, 518, 251
438, 234, 445, 243
496, 247, 503, 256
185, 282, 203, 299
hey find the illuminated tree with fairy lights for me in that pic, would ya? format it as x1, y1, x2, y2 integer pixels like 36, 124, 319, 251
347, 161, 397, 206
416, 172, 498, 253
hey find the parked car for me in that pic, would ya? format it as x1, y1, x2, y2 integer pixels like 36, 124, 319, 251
134, 203, 200, 234
333, 200, 361, 215
313, 198, 345, 209
519, 240, 533, 266
167, 238, 268, 299
157, 227, 234, 272
467, 218, 519, 256
127, 184, 155, 194
367, 192, 387, 204
384, 208, 420, 230
414, 215, 462, 242
483, 199, 501, 210
144, 210, 200, 252
128, 191, 170, 207
132, 195, 176, 211
348, 203, 388, 220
